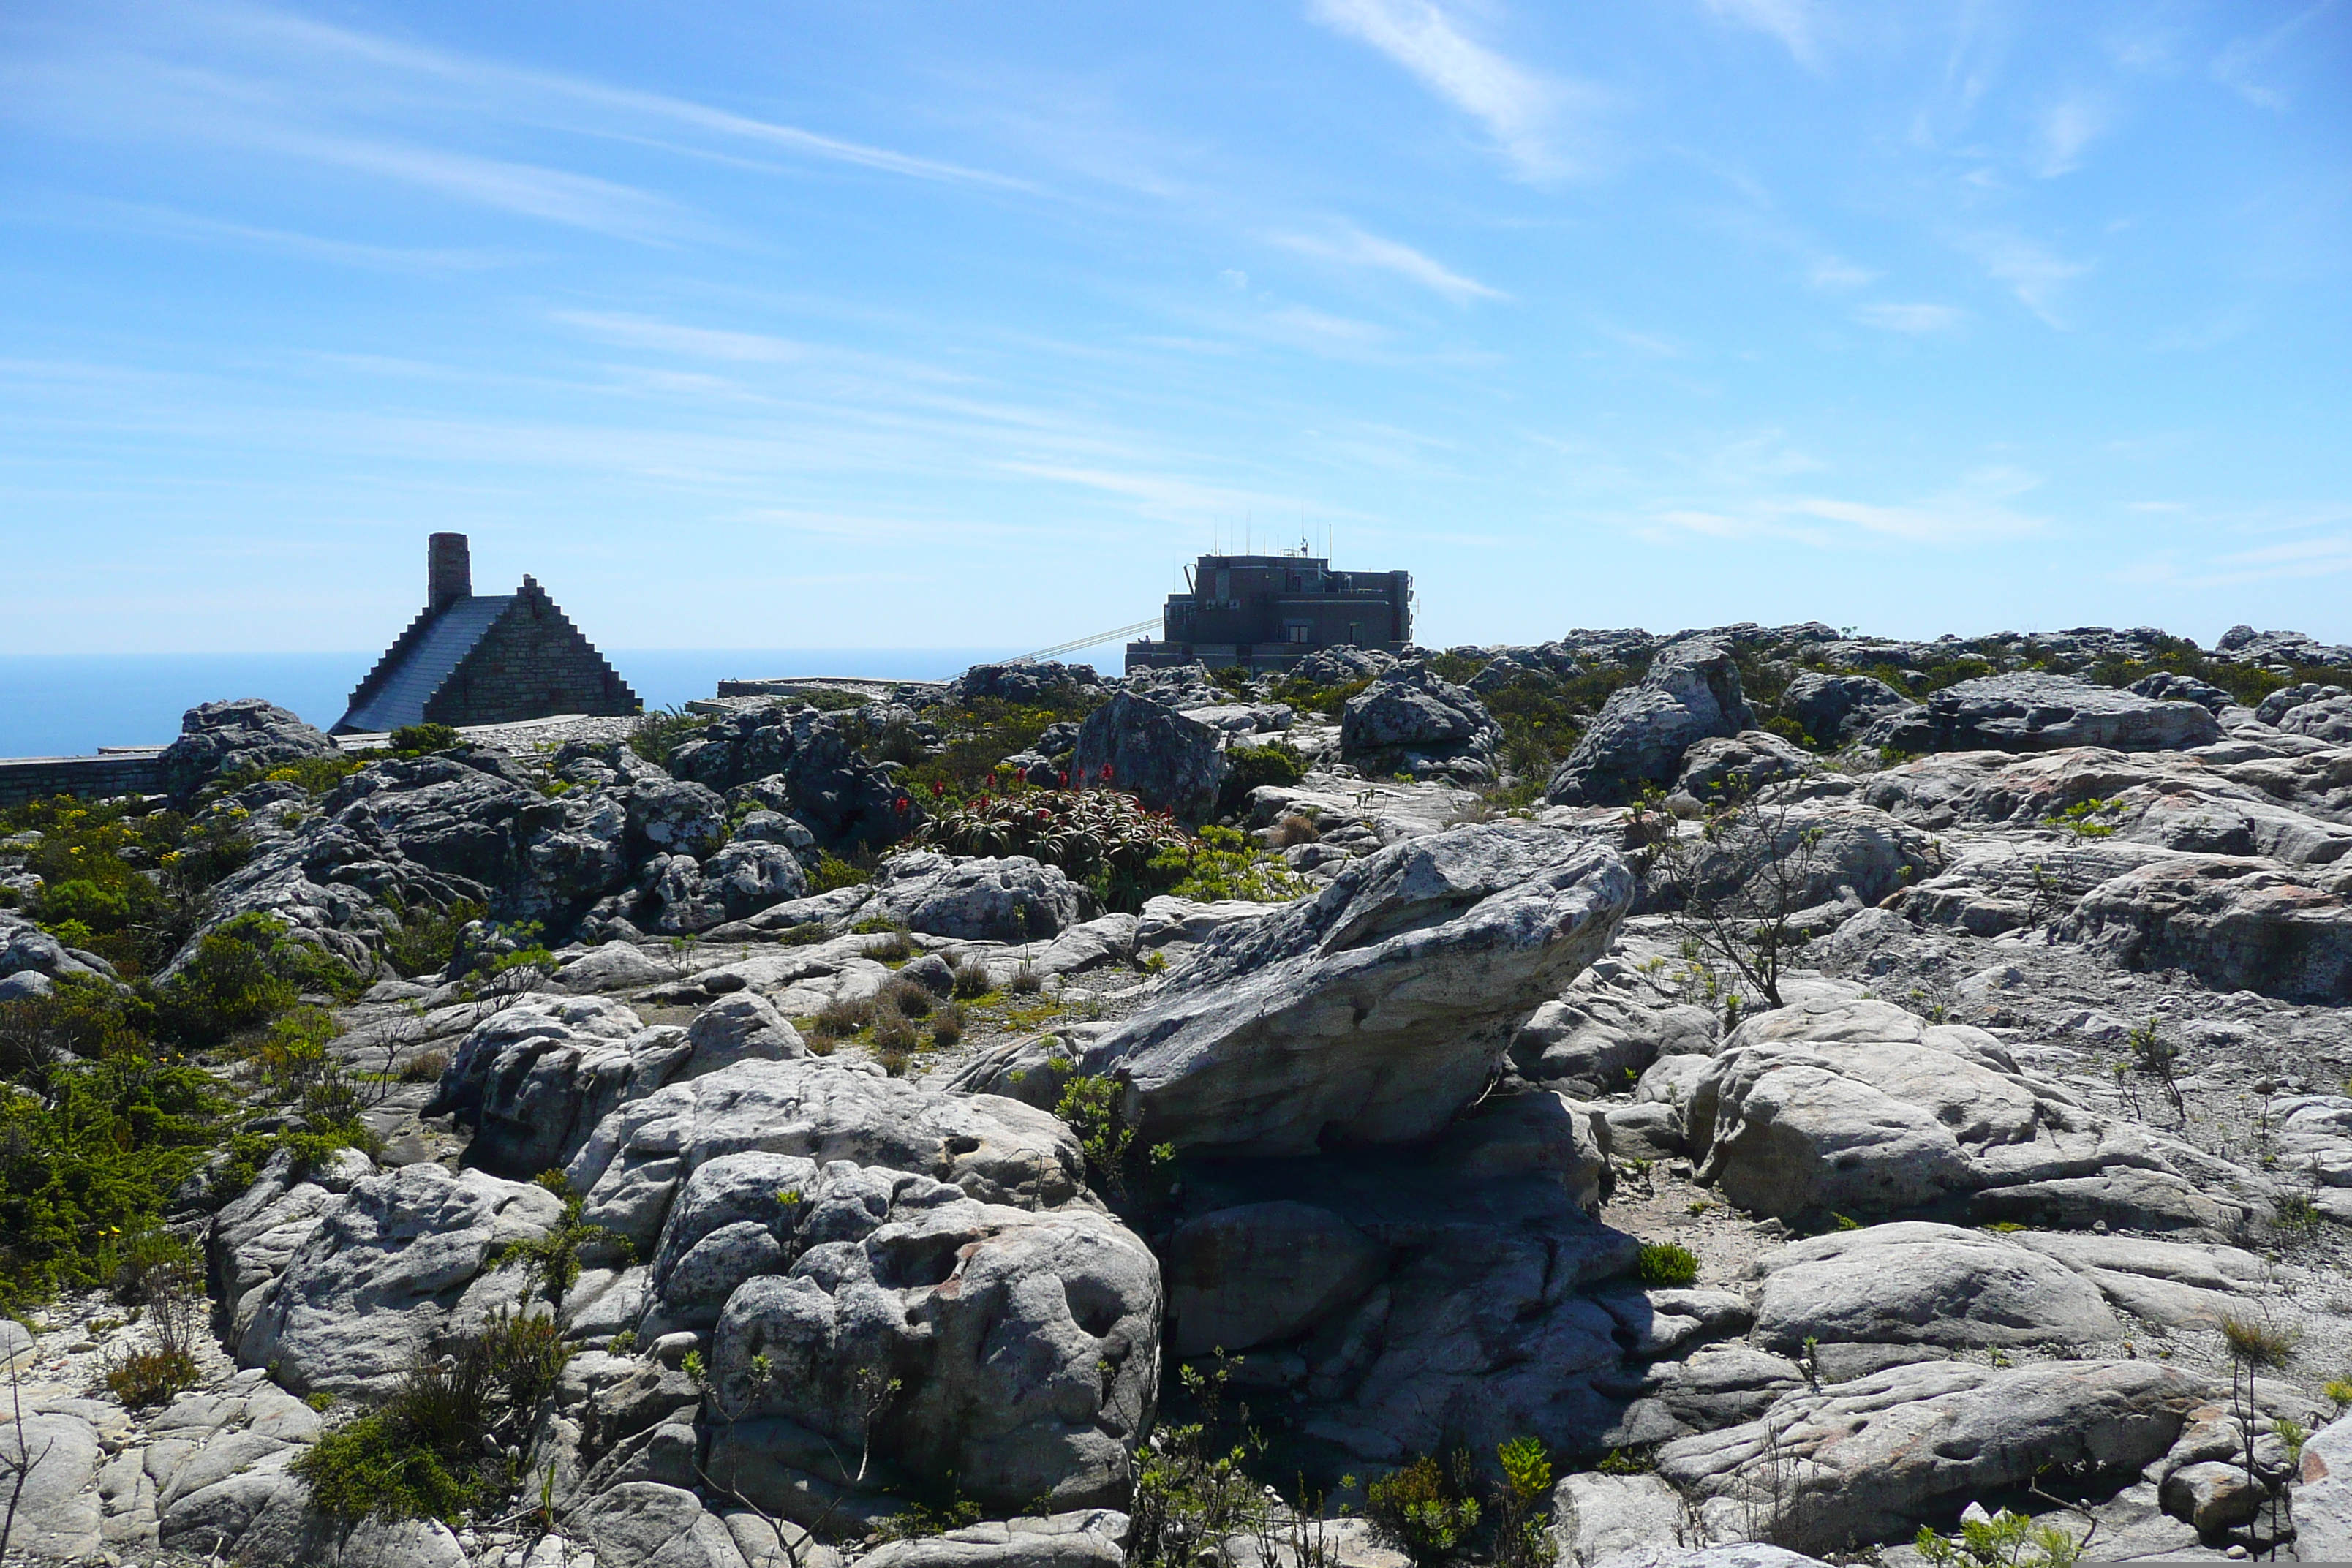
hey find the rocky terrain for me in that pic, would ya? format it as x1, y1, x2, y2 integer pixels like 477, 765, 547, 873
3, 620, 2352, 1568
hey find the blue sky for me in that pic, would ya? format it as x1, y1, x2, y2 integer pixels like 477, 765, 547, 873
1, 0, 2347, 658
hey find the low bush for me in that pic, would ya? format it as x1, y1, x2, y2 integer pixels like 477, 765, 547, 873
294, 1308, 575, 1523
1367, 1452, 1482, 1567
1634, 1242, 1700, 1288
1217, 740, 1305, 815
930, 1003, 965, 1049
810, 851, 872, 894
948, 954, 994, 999
881, 974, 934, 1019
383, 897, 486, 979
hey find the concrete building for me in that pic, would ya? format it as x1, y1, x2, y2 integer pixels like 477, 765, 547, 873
334, 534, 639, 734
1125, 550, 1413, 674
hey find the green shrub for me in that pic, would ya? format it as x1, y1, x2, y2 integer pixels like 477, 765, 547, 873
1633, 1242, 1699, 1287
105, 1346, 201, 1408
627, 706, 708, 768
1217, 740, 1305, 815
295, 1308, 572, 1523
37, 878, 134, 935
810, 851, 871, 894
295, 1410, 478, 1523
388, 723, 461, 755
383, 897, 486, 979
1367, 1452, 1482, 1566
1156, 825, 1308, 904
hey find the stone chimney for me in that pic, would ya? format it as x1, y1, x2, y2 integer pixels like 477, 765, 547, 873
428, 533, 472, 612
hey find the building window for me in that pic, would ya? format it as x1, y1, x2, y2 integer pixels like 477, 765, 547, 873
1286, 622, 1311, 643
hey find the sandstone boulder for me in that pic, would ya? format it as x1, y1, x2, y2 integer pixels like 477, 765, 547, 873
705, 1194, 1160, 1516
1857, 673, 2220, 755
1340, 666, 1500, 777
1071, 693, 1228, 820
235, 1163, 562, 1396
1548, 641, 1755, 807
429, 996, 690, 1177
565, 1057, 1086, 1251
1687, 996, 2244, 1234
1671, 731, 1811, 810
2059, 853, 2352, 1002
1782, 671, 1915, 748
1053, 823, 1633, 1157
159, 698, 341, 804
1750, 1221, 2118, 1354
1655, 1360, 2205, 1553
859, 852, 1089, 941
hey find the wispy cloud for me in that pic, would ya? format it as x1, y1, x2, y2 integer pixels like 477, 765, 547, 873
1701, 0, 1828, 72
41, 200, 522, 273
1274, 224, 1508, 303
1305, 0, 1590, 180
1963, 233, 2091, 327
2212, 0, 2337, 110
2032, 92, 2112, 176
1648, 466, 2047, 548
1855, 302, 1966, 334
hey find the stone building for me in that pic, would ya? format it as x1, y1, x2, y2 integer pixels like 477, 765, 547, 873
333, 534, 640, 734
1125, 550, 1414, 674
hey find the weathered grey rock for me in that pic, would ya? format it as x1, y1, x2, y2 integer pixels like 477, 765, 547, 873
159, 698, 340, 803
2160, 1460, 2262, 1533
681, 992, 807, 1077
1783, 671, 1917, 748
856, 1512, 1129, 1568
429, 996, 691, 1177
2059, 853, 2352, 1002
1071, 693, 1229, 819
1750, 1222, 2119, 1353
566, 1056, 1086, 1251
1169, 1095, 1632, 1465
2256, 681, 2350, 725
1509, 992, 1716, 1093
1671, 731, 1811, 809
707, 1193, 1160, 1515
1550, 1473, 1687, 1567
1654, 1359, 2204, 1553
1687, 996, 2242, 1234
0, 916, 110, 985
235, 1162, 562, 1395
944, 661, 1105, 706
1164, 1201, 1390, 1357
1585, 1550, 1830, 1568
2, 1410, 105, 1560
701, 839, 811, 919
2294, 1409, 2352, 1561
0, 969, 51, 1001
1340, 667, 1499, 772
671, 707, 916, 854
2008, 1231, 2274, 1330
1058, 823, 1633, 1157
208, 1145, 379, 1343
1548, 641, 1756, 807
1858, 672, 2220, 755
1589, 1287, 1752, 1359
571, 1482, 751, 1568
859, 852, 1088, 941
2279, 696, 2352, 742
2131, 671, 2236, 712
555, 941, 676, 993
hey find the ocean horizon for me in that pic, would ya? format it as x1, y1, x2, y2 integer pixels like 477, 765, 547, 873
0, 648, 1035, 760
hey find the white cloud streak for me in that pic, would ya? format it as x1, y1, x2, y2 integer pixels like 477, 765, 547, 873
1274, 225, 1508, 303
2032, 93, 2112, 177
1964, 233, 2091, 328
1701, 0, 1828, 72
1305, 0, 1585, 180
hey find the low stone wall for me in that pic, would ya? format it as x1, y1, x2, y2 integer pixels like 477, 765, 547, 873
0, 750, 165, 808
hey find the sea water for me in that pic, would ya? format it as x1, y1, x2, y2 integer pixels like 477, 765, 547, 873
0, 648, 1027, 759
